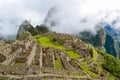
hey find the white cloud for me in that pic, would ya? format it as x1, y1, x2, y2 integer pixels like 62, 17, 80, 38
44, 0, 120, 34
0, 0, 120, 37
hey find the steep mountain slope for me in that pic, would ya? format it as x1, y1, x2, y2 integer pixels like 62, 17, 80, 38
44, 7, 58, 27
79, 26, 120, 58
104, 34, 119, 58
104, 25, 120, 58
79, 27, 106, 50
17, 20, 38, 38
17, 20, 50, 37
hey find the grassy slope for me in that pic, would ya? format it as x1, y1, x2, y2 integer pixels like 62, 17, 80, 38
54, 53, 63, 70
33, 34, 119, 79
35, 35, 99, 78
37, 36, 80, 59
76, 60, 98, 78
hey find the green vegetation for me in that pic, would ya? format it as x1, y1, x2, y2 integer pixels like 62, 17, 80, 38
79, 28, 119, 60
104, 34, 119, 58
36, 24, 49, 33
64, 50, 79, 59
28, 27, 38, 35
76, 59, 98, 78
34, 33, 120, 79
0, 77, 6, 80
80, 64, 98, 78
89, 48, 104, 77
65, 71, 83, 77
91, 49, 98, 62
92, 49, 120, 78
89, 48, 120, 79
37, 36, 80, 59
37, 37, 65, 50
17, 32, 30, 40
79, 27, 106, 48
55, 54, 63, 70
55, 60, 61, 69
99, 50, 120, 78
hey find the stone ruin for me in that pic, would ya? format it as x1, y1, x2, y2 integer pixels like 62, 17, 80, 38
0, 33, 92, 80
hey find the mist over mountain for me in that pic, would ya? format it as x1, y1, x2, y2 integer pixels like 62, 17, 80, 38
1, 0, 120, 57
1, 0, 120, 40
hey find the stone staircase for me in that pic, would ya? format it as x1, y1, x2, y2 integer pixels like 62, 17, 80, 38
2, 48, 22, 65
27, 44, 37, 65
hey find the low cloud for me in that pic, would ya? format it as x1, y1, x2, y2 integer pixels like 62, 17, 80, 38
0, 0, 120, 39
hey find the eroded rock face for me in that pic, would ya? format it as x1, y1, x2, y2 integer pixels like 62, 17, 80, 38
17, 20, 32, 37
17, 20, 38, 38
0, 54, 6, 62
79, 26, 120, 59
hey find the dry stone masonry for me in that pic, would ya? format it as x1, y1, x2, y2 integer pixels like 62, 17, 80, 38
0, 32, 92, 80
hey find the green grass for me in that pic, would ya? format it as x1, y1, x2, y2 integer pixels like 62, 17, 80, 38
54, 53, 63, 70
55, 59, 61, 69
92, 49, 98, 62
37, 36, 80, 59
75, 59, 98, 78
0, 77, 6, 80
37, 37, 65, 49
64, 50, 80, 59
76, 61, 98, 78
107, 75, 116, 80
58, 78, 63, 80
65, 71, 84, 77
80, 64, 98, 78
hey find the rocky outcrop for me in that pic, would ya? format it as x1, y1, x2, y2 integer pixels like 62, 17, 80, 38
104, 34, 119, 58
44, 7, 58, 27
79, 26, 106, 50
17, 20, 32, 37
17, 20, 38, 38
79, 26, 120, 58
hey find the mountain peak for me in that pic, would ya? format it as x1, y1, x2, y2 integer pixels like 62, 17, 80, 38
21, 20, 31, 26
44, 7, 59, 27
17, 20, 33, 37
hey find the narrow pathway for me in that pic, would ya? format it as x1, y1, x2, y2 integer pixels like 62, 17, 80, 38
39, 46, 43, 67
0, 74, 89, 79
27, 44, 37, 65
52, 49, 55, 68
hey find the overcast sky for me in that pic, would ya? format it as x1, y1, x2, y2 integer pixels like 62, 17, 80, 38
0, 0, 120, 35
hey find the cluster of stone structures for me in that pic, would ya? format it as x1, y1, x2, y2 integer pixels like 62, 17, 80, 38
0, 33, 91, 80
